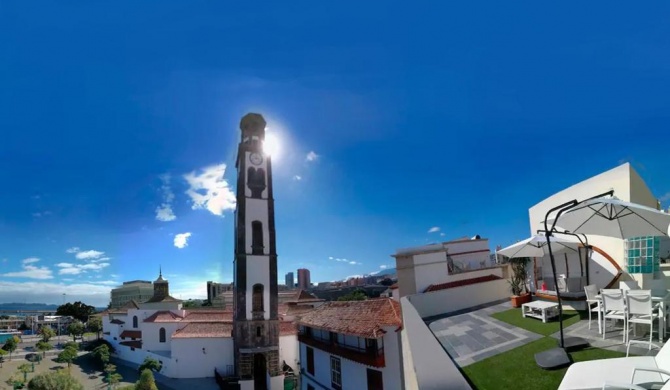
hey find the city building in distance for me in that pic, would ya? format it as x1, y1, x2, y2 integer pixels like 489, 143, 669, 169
110, 280, 154, 308
285, 272, 295, 290
297, 268, 311, 290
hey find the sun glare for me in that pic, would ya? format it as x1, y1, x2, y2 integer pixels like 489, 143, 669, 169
263, 131, 280, 158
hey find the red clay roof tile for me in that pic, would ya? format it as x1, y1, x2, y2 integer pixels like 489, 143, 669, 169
120, 330, 142, 339
297, 298, 402, 338
172, 322, 233, 338
143, 311, 184, 323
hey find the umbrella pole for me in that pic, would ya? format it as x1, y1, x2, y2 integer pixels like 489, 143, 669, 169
546, 234, 565, 347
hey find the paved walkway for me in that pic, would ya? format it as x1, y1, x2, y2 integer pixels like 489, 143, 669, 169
428, 302, 542, 366
428, 300, 663, 367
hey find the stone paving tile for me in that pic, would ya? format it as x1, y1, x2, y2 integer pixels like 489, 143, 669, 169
428, 301, 543, 367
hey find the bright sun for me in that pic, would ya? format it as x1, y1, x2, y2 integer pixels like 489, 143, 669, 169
263, 132, 280, 158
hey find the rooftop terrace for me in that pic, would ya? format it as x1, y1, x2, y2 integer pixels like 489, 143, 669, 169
425, 300, 661, 389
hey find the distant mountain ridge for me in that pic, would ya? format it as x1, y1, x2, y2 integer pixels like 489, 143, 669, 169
0, 303, 107, 312
0, 303, 59, 311
372, 267, 396, 277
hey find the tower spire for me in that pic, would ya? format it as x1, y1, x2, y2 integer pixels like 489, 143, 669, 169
159, 265, 162, 278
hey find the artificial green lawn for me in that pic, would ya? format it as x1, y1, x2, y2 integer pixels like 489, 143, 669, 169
462, 337, 628, 390
491, 308, 585, 336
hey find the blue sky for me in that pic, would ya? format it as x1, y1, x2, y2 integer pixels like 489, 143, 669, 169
2, 2, 670, 306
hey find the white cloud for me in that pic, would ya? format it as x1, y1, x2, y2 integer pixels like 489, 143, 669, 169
174, 232, 192, 249
156, 174, 176, 222
184, 163, 236, 217
66, 247, 80, 254
293, 175, 302, 181
349, 261, 361, 265
328, 256, 333, 260
306, 151, 318, 162
22, 257, 40, 265
75, 250, 105, 260
56, 262, 110, 275
440, 233, 445, 237
2, 263, 53, 280
428, 226, 440, 233
380, 265, 388, 269
32, 212, 42, 217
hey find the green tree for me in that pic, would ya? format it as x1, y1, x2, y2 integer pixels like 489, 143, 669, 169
35, 341, 52, 359
137, 357, 161, 374
28, 370, 84, 390
87, 316, 103, 339
3, 335, 18, 361
18, 363, 32, 382
63, 341, 78, 351
56, 301, 96, 323
105, 364, 124, 389
66, 321, 85, 342
337, 289, 368, 301
92, 344, 110, 367
136, 369, 158, 390
109, 373, 123, 389
56, 347, 78, 370
6, 373, 24, 389
37, 327, 56, 343
0, 348, 7, 367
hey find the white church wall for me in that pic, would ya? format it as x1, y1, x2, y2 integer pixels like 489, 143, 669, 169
279, 334, 299, 372
170, 337, 234, 379
143, 322, 184, 352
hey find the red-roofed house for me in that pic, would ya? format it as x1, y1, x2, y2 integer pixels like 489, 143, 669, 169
297, 298, 404, 390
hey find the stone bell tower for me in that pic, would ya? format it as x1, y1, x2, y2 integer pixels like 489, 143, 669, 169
232, 113, 283, 389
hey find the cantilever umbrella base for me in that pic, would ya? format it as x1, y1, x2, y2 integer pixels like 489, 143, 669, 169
535, 347, 571, 370
535, 337, 589, 369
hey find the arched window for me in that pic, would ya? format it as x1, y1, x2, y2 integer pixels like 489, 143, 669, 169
159, 328, 166, 343
251, 221, 264, 254
252, 284, 264, 313
133, 316, 138, 328
247, 167, 266, 198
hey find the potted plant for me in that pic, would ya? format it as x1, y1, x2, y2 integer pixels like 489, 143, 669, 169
509, 257, 532, 308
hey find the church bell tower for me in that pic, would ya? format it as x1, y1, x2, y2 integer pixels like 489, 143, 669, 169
233, 113, 282, 389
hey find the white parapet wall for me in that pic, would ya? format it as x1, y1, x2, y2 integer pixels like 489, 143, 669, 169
400, 297, 472, 390
407, 278, 510, 319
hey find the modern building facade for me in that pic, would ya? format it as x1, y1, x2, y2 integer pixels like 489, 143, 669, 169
297, 268, 311, 290
110, 280, 154, 308
232, 113, 283, 389
392, 236, 494, 298
528, 162, 667, 292
285, 272, 295, 289
298, 298, 404, 390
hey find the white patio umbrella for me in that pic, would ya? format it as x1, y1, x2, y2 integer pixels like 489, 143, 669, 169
498, 234, 581, 259
545, 197, 670, 239
535, 194, 670, 369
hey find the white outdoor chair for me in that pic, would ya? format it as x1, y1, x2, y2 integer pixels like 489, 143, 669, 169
602, 288, 628, 343
558, 340, 670, 390
651, 279, 669, 331
584, 284, 602, 333
626, 290, 661, 349
621, 280, 641, 291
